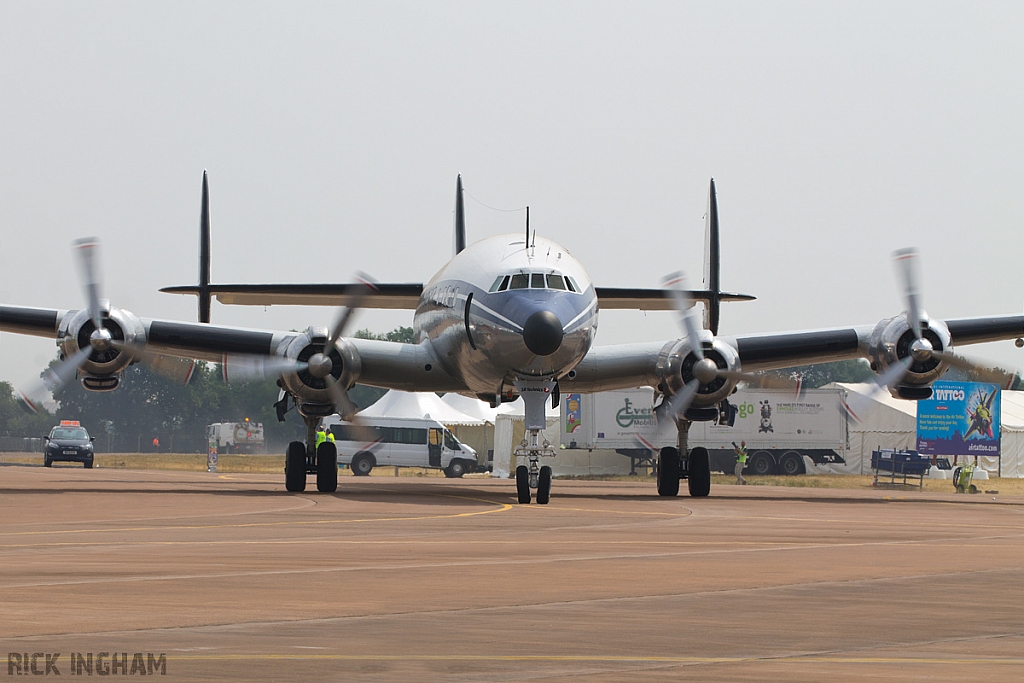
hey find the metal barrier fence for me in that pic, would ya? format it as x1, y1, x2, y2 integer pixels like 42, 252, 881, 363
0, 437, 44, 453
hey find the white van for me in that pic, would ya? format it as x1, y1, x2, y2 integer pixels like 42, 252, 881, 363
321, 415, 478, 478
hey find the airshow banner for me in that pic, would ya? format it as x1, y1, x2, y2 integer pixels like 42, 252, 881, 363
916, 381, 1000, 457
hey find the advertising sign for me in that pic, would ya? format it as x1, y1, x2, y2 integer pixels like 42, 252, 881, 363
690, 389, 846, 448
564, 393, 582, 434
916, 381, 1000, 458
592, 389, 657, 443
207, 438, 218, 472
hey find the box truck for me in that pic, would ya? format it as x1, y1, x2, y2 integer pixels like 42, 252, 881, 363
561, 388, 847, 475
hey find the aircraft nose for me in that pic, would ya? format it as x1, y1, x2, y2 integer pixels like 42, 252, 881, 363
523, 310, 563, 356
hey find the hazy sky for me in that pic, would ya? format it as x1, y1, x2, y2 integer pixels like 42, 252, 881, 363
2, 2, 1022, 391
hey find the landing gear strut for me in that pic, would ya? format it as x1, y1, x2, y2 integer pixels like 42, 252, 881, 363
512, 379, 557, 504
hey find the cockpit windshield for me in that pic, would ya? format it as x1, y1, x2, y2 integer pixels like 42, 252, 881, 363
489, 272, 581, 293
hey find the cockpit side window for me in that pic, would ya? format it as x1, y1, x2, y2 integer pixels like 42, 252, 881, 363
489, 276, 505, 293
530, 273, 545, 289
564, 276, 577, 292
546, 274, 566, 290
509, 273, 529, 289
497, 275, 510, 291
566, 276, 582, 293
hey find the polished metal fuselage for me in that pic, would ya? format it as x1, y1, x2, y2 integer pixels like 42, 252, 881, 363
413, 234, 599, 399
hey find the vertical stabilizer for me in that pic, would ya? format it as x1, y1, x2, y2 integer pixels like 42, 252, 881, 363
198, 171, 212, 323
454, 175, 466, 255
702, 178, 722, 334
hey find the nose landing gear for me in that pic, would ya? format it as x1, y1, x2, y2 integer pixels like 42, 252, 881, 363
513, 378, 557, 504
515, 458, 553, 504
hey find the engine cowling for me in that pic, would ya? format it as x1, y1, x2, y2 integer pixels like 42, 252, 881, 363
277, 326, 362, 416
56, 305, 144, 390
868, 313, 951, 398
656, 333, 741, 410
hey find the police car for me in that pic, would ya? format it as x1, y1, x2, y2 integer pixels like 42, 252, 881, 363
44, 420, 95, 468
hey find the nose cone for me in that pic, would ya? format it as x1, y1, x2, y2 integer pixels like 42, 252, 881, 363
523, 310, 563, 356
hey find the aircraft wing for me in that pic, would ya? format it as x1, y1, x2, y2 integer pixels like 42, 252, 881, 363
594, 287, 754, 310
0, 304, 465, 393
160, 283, 753, 311
563, 314, 1024, 394
160, 283, 424, 309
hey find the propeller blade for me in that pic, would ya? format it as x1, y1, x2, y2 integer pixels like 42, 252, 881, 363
148, 355, 198, 386
840, 357, 913, 424
324, 375, 360, 422
892, 247, 923, 340
662, 271, 704, 360
109, 340, 198, 386
221, 354, 309, 384
72, 237, 104, 332
327, 272, 378, 347
661, 379, 702, 424
931, 351, 1017, 389
717, 370, 805, 397
16, 347, 92, 413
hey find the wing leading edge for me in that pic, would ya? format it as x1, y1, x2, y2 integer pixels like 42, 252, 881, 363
160, 283, 753, 311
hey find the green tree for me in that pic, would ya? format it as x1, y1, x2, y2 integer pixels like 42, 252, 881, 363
0, 381, 58, 438
766, 359, 874, 389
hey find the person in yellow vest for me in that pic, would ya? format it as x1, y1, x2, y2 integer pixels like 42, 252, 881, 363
314, 426, 335, 449
732, 441, 748, 485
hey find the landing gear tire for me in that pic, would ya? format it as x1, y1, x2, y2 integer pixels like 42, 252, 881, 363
688, 446, 711, 498
536, 465, 552, 505
446, 459, 468, 478
285, 441, 306, 492
351, 453, 374, 476
516, 465, 531, 504
657, 447, 680, 497
316, 441, 338, 493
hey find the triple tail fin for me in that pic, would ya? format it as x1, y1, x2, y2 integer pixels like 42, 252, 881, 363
198, 171, 212, 323
702, 178, 723, 335
453, 174, 466, 256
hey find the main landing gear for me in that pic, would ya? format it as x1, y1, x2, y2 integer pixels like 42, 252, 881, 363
656, 419, 711, 498
285, 410, 338, 493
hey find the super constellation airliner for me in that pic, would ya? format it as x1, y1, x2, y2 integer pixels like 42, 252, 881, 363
2, 174, 1022, 503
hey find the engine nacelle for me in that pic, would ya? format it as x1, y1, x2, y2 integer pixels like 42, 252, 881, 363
868, 313, 952, 398
56, 305, 144, 390
656, 332, 741, 411
278, 326, 362, 417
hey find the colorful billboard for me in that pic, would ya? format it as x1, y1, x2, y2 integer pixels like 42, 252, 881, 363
916, 381, 1000, 457
564, 393, 582, 434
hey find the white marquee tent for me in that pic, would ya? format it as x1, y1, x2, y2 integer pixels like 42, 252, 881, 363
359, 390, 484, 426
441, 393, 518, 423
439, 394, 519, 467
819, 383, 1024, 477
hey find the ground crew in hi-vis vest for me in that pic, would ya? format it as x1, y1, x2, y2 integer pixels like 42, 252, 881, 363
733, 441, 748, 485
315, 426, 335, 449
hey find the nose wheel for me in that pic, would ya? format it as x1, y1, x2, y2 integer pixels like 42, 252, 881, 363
515, 456, 552, 505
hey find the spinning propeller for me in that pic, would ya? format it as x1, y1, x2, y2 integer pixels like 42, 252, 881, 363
840, 248, 1015, 423
659, 271, 804, 423
220, 273, 377, 422
16, 239, 198, 411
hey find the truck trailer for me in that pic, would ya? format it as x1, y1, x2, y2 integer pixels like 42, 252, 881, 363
207, 420, 265, 454
561, 388, 847, 475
